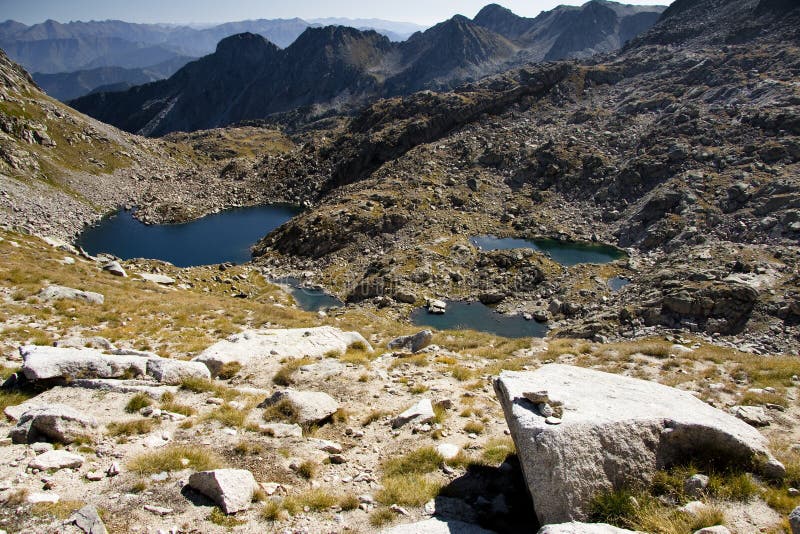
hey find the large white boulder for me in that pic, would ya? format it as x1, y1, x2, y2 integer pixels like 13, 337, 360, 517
259, 389, 339, 426
188, 469, 258, 514
494, 365, 785, 525
20, 345, 148, 381
10, 404, 98, 444
193, 327, 372, 376
38, 285, 104, 305
20, 345, 209, 385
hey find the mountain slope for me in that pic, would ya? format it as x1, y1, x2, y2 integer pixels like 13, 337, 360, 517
70, 1, 666, 137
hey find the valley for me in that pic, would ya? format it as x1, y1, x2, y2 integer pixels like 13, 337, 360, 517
0, 0, 799, 533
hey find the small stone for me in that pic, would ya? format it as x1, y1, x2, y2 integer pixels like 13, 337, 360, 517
143, 504, 174, 516
436, 443, 460, 460
545, 416, 562, 425
86, 471, 104, 481
390, 504, 410, 516
207, 398, 224, 405
31, 442, 54, 454
106, 462, 121, 477
537, 403, 554, 417
684, 474, 710, 497
790, 505, 800, 534
28, 450, 83, 471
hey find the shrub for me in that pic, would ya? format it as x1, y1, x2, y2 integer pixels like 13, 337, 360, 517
107, 418, 157, 437
216, 361, 242, 380
384, 447, 442, 477
376, 474, 441, 506
297, 460, 318, 480
369, 507, 396, 527
124, 393, 152, 413
159, 391, 196, 416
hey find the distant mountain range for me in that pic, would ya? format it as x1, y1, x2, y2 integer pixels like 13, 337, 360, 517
0, 17, 426, 76
68, 1, 665, 136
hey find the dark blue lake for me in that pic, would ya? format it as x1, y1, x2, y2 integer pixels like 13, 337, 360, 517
411, 301, 548, 339
469, 236, 626, 266
272, 277, 344, 312
78, 205, 300, 267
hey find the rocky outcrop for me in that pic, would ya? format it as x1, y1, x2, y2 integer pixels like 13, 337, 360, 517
188, 469, 258, 514
193, 327, 372, 376
10, 404, 98, 444
494, 365, 784, 524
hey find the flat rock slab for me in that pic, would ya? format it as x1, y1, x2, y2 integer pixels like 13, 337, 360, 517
138, 273, 176, 285
28, 449, 84, 471
381, 518, 495, 534
494, 365, 785, 525
537, 523, 641, 533
188, 469, 258, 514
259, 389, 339, 426
193, 327, 372, 376
38, 285, 104, 305
20, 345, 209, 385
10, 403, 98, 444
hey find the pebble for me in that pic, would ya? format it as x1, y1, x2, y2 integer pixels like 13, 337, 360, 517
85, 471, 104, 481
144, 504, 174, 516
545, 416, 562, 425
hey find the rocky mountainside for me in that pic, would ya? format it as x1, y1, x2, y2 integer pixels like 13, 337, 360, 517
69, 1, 666, 136
241, 0, 800, 353
474, 0, 664, 61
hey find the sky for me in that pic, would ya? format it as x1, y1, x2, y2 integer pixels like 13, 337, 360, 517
1, 0, 670, 26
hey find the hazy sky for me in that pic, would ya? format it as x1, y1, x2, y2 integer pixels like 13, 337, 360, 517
1, 0, 670, 26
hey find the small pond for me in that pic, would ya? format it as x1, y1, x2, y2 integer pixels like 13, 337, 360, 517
78, 205, 300, 267
608, 277, 631, 292
410, 301, 548, 339
469, 235, 626, 266
272, 277, 343, 312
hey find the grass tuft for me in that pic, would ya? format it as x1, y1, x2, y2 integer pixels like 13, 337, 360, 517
128, 444, 223, 474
